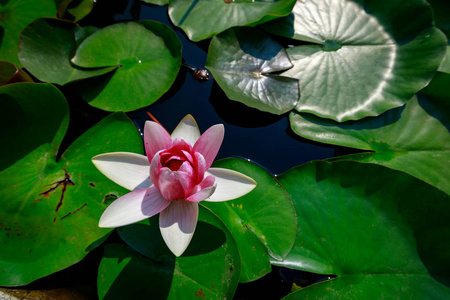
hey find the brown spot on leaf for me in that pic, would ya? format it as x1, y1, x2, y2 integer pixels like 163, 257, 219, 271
35, 170, 75, 212
103, 194, 118, 204
60, 203, 87, 221
195, 288, 205, 298
89, 182, 96, 187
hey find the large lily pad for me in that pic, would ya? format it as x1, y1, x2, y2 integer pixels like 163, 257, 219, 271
206, 27, 299, 115
102, 206, 240, 300
19, 18, 114, 86
277, 160, 450, 298
71, 21, 182, 112
168, 0, 296, 41
289, 89, 450, 195
0, 83, 143, 286
267, 0, 447, 121
0, 0, 56, 67
202, 158, 297, 283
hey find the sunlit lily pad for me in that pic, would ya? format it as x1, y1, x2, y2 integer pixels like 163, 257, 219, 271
277, 160, 450, 298
19, 18, 114, 86
202, 158, 297, 282
0, 83, 143, 286
266, 0, 447, 121
71, 21, 182, 112
0, 0, 56, 67
168, 0, 296, 41
0, 61, 33, 86
206, 27, 299, 115
101, 206, 240, 299
289, 88, 450, 195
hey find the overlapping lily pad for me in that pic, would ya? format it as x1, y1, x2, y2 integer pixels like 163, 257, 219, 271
56, 0, 94, 22
0, 61, 33, 86
265, 0, 447, 121
102, 206, 240, 299
0, 83, 143, 286
206, 27, 299, 115
202, 158, 297, 282
289, 89, 450, 195
19, 18, 114, 86
141, 0, 168, 5
168, 0, 296, 41
71, 21, 182, 112
277, 160, 450, 298
0, 0, 56, 67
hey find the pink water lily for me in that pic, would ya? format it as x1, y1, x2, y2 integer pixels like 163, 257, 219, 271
92, 115, 256, 256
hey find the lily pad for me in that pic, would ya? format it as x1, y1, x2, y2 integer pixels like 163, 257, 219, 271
277, 160, 450, 298
71, 21, 182, 112
202, 158, 297, 283
289, 87, 450, 195
0, 83, 143, 286
56, 0, 94, 22
19, 18, 115, 86
168, 0, 296, 41
0, 0, 56, 67
267, 0, 447, 121
0, 61, 33, 86
101, 206, 240, 299
206, 27, 299, 115
141, 0, 168, 5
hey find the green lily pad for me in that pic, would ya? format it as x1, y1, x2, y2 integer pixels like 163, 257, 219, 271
168, 0, 296, 41
101, 206, 240, 300
267, 0, 447, 121
71, 21, 182, 112
0, 0, 56, 67
206, 27, 299, 115
201, 158, 297, 283
289, 87, 450, 195
438, 46, 450, 73
19, 18, 114, 86
56, 0, 94, 22
0, 61, 33, 86
0, 83, 143, 286
277, 160, 450, 298
141, 0, 168, 5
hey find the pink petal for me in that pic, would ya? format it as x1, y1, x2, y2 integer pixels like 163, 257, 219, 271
144, 121, 172, 162
159, 200, 198, 257
156, 168, 186, 200
98, 187, 171, 228
185, 175, 216, 202
149, 152, 163, 190
193, 124, 224, 170
194, 152, 206, 184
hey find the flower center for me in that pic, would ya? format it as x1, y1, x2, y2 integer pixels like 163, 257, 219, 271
165, 159, 183, 171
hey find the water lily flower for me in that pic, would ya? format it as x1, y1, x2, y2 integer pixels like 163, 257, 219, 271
92, 115, 256, 256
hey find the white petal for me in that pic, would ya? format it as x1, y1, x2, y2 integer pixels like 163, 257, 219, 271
171, 114, 200, 145
92, 152, 152, 191
204, 168, 257, 202
99, 187, 171, 228
159, 200, 198, 256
